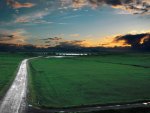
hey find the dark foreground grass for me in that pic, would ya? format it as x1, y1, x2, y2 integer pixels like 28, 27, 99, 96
88, 107, 150, 113
27, 107, 150, 113
0, 52, 27, 98
28, 53, 150, 108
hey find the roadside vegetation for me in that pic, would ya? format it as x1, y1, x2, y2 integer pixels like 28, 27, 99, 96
28, 52, 150, 108
0, 52, 28, 98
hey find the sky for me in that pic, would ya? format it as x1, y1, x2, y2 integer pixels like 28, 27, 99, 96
0, 0, 150, 47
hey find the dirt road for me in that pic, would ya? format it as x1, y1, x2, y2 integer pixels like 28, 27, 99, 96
0, 59, 28, 113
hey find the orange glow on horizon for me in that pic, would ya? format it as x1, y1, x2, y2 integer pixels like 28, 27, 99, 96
1, 30, 149, 48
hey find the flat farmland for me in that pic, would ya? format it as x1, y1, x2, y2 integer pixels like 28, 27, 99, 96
28, 53, 150, 108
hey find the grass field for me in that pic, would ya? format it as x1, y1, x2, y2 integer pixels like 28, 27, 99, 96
28, 53, 150, 108
0, 52, 27, 98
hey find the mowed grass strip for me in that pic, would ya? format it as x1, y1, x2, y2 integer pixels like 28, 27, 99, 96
0, 53, 27, 98
28, 54, 150, 108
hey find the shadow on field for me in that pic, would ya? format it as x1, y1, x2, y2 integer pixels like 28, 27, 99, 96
27, 107, 150, 113
91, 107, 150, 113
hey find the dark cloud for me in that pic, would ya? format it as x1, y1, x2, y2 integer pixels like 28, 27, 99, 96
0, 34, 14, 41
88, 0, 122, 6
41, 36, 85, 48
57, 40, 85, 48
39, 37, 63, 47
71, 0, 150, 14
42, 37, 62, 44
41, 37, 62, 41
114, 33, 150, 48
44, 41, 51, 43
48, 37, 62, 40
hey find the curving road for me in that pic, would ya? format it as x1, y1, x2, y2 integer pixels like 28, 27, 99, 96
0, 59, 28, 113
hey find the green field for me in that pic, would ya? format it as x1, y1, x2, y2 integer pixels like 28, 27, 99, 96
28, 53, 150, 108
0, 53, 27, 98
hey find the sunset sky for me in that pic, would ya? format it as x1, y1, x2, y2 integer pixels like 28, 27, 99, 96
0, 0, 150, 47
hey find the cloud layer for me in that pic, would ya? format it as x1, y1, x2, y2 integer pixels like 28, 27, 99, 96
0, 29, 27, 45
15, 11, 49, 24
62, 0, 150, 14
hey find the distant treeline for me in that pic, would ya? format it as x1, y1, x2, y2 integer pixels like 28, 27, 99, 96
0, 43, 150, 53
